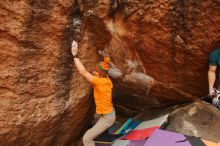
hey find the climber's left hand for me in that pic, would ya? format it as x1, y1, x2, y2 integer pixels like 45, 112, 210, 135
71, 40, 78, 56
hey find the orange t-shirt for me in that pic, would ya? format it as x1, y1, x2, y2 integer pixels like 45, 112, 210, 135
91, 76, 113, 114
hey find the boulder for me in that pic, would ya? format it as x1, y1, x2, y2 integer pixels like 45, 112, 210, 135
0, 1, 94, 146
167, 101, 220, 143
77, 0, 220, 109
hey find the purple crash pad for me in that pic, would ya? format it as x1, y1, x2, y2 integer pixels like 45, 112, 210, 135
112, 140, 147, 146
128, 140, 147, 146
143, 129, 192, 146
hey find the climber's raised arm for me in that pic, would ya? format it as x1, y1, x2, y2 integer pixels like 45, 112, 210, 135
71, 42, 115, 146
71, 41, 93, 82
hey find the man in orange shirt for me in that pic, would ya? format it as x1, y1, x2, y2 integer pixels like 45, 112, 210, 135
71, 41, 116, 146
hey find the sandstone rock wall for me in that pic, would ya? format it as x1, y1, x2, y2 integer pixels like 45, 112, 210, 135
77, 0, 220, 110
0, 1, 93, 146
0, 0, 220, 145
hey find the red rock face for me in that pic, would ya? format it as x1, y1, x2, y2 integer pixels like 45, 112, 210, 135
0, 1, 94, 146
77, 0, 220, 110
1, 0, 220, 145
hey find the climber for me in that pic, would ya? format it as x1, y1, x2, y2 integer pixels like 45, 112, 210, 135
71, 41, 116, 146
208, 48, 220, 109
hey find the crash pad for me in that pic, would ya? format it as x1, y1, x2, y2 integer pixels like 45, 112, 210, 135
182, 135, 205, 146
143, 129, 191, 146
108, 121, 122, 134
124, 126, 159, 140
112, 140, 147, 146
114, 118, 132, 134
134, 114, 168, 130
113, 118, 142, 134
94, 130, 124, 144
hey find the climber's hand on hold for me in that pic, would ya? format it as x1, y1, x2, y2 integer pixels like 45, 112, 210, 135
71, 40, 78, 56
97, 49, 110, 61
